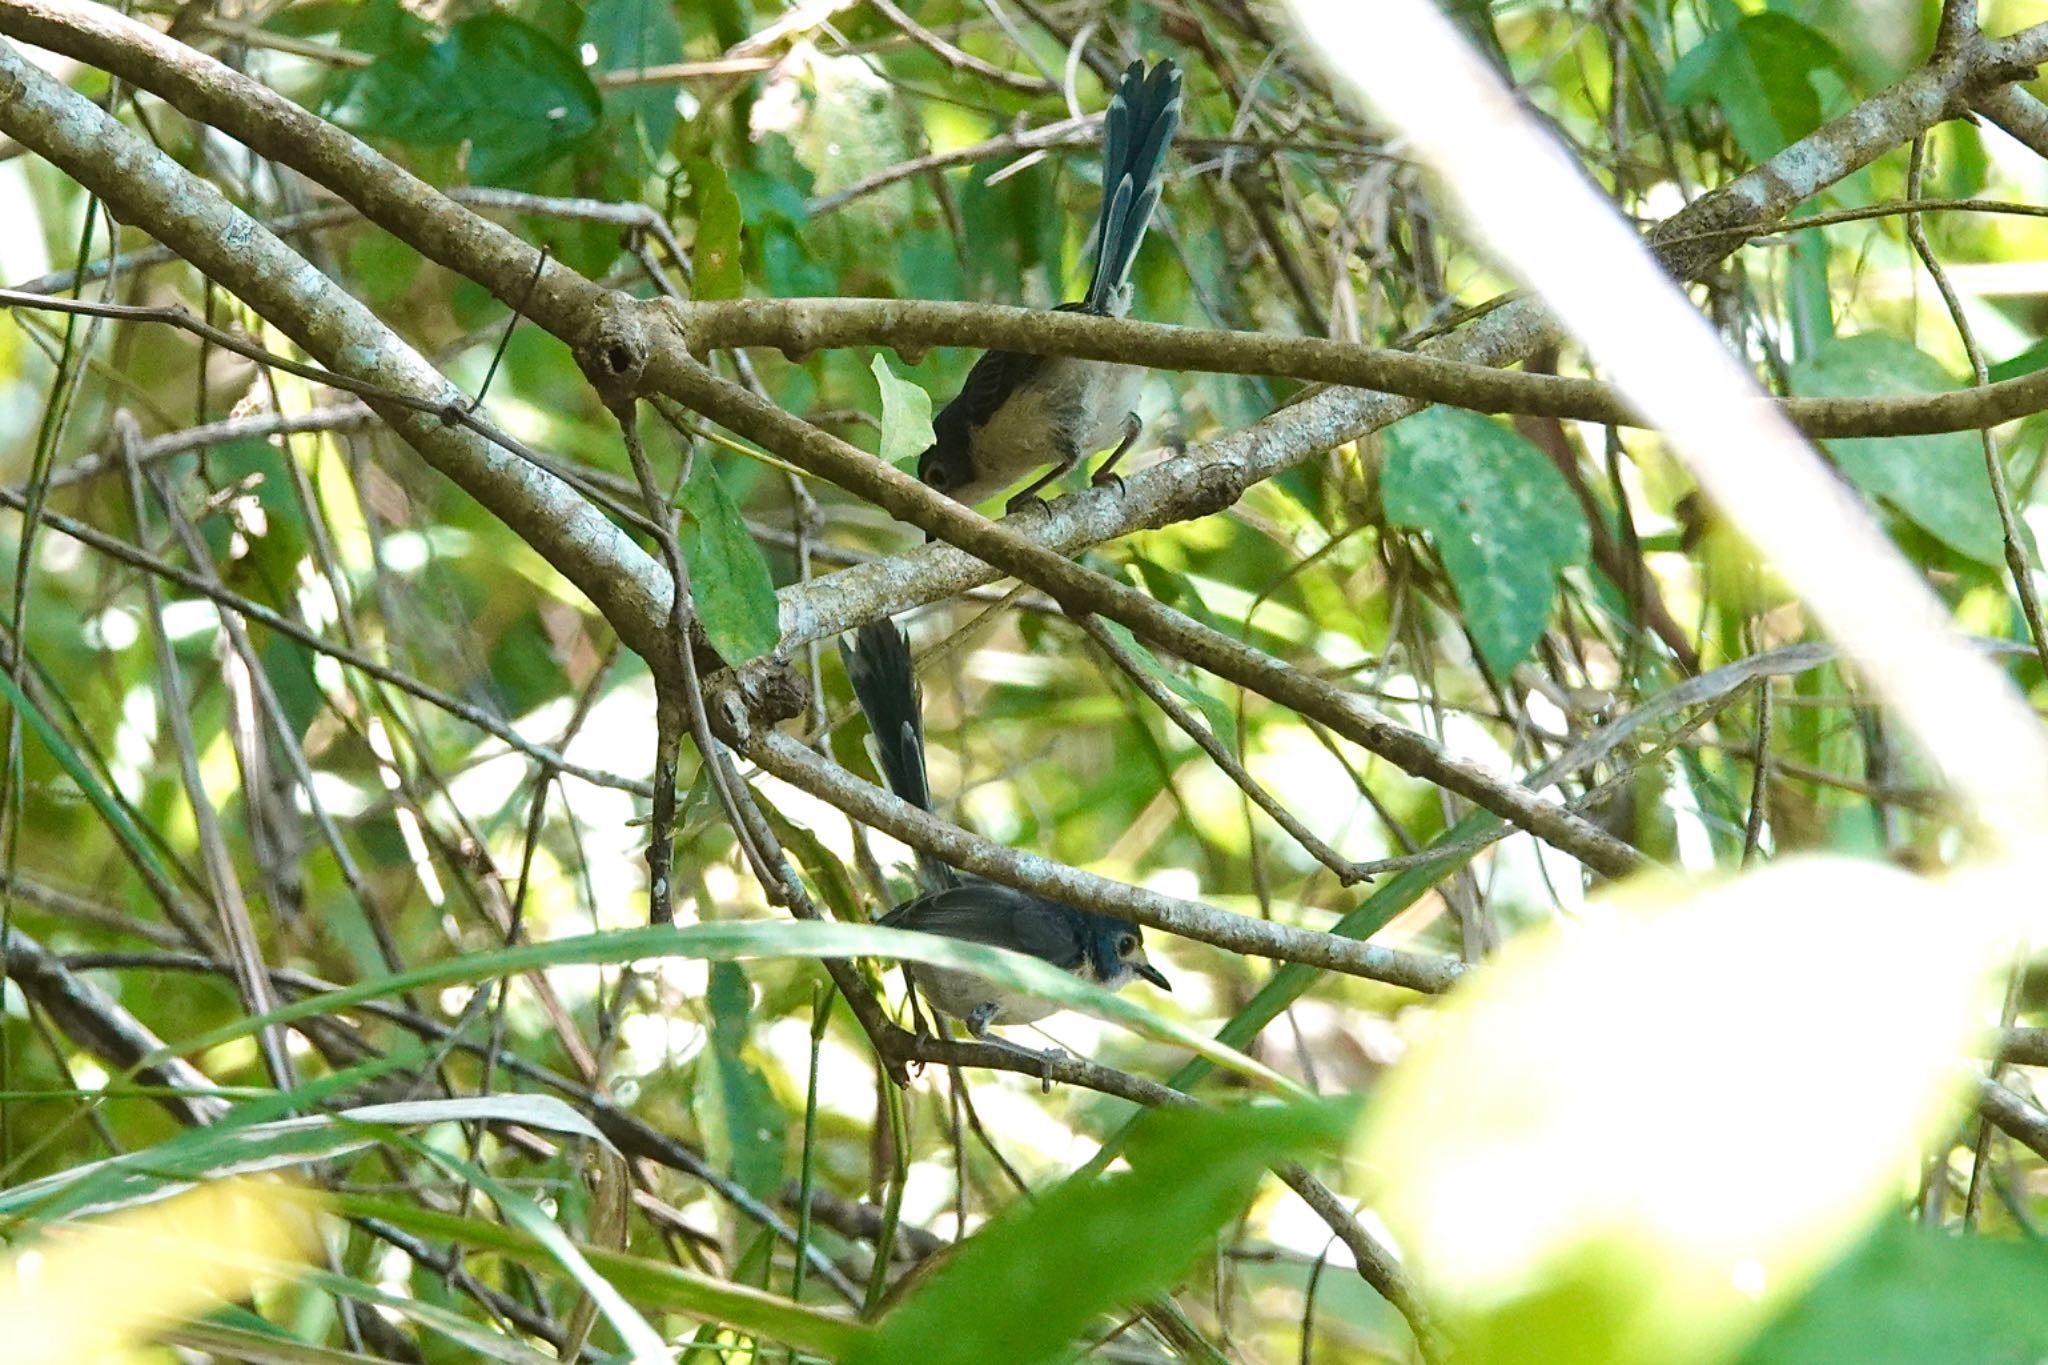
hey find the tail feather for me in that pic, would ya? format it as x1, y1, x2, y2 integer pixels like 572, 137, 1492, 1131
840, 621, 954, 893
1084, 58, 1182, 313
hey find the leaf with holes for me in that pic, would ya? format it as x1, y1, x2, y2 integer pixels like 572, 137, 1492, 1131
1382, 408, 1588, 674
686, 157, 745, 301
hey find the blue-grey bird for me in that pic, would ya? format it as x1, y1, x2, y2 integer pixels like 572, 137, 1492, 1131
916, 59, 1182, 515
841, 620, 1168, 1040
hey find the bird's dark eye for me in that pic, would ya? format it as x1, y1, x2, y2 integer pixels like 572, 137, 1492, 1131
1118, 935, 1138, 956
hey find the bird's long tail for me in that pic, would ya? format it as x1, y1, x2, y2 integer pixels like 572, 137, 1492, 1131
841, 621, 954, 893
1084, 58, 1182, 314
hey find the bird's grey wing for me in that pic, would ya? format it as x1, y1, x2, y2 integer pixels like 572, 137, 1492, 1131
879, 884, 1088, 971
939, 343, 1048, 432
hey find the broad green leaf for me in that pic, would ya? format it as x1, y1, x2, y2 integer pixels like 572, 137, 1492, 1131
729, 165, 810, 230
1667, 14, 1849, 161
1789, 335, 2007, 565
871, 354, 936, 468
1382, 407, 1589, 673
1735, 1219, 2048, 1364
685, 157, 745, 302
1358, 858, 2000, 1365
848, 1101, 1354, 1365
677, 457, 781, 663
694, 963, 786, 1199
1098, 618, 1239, 758
335, 15, 601, 184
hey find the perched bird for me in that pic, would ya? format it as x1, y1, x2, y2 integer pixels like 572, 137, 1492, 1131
916, 59, 1183, 515
841, 620, 1169, 1043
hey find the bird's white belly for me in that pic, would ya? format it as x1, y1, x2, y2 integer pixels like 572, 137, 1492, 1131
955, 357, 1141, 505
910, 963, 1060, 1026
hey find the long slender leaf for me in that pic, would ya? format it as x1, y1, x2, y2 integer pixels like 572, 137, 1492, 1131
152, 922, 1300, 1095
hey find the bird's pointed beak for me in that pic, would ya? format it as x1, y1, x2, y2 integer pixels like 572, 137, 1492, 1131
1133, 959, 1170, 990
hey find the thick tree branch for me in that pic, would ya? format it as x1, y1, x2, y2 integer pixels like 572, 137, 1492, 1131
676, 295, 2048, 439
654, 352, 1646, 878
0, 34, 673, 662
730, 716, 1465, 990
6, 0, 2031, 688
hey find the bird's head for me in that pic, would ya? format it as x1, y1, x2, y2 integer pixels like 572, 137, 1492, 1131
1083, 914, 1170, 992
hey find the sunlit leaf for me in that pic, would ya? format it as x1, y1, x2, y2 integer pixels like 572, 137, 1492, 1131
2, 1080, 609, 1223
872, 353, 936, 468
329, 1191, 865, 1356
158, 922, 1300, 1096
0, 1178, 320, 1365
402, 1138, 669, 1364
1358, 858, 2002, 1365
1382, 406, 1589, 673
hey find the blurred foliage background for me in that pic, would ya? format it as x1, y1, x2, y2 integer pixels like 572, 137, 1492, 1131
5, 0, 2048, 1361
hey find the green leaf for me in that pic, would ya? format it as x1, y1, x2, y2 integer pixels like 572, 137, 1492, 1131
847, 1101, 1355, 1365
677, 457, 781, 663
694, 963, 786, 1199
1667, 14, 1849, 161
1098, 618, 1239, 758
871, 354, 936, 468
685, 157, 745, 302
1789, 334, 2007, 565
335, 15, 601, 184
1382, 407, 1589, 674
1736, 1219, 2048, 1364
